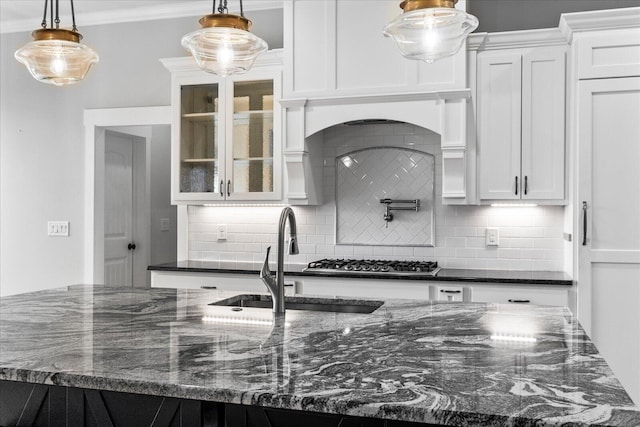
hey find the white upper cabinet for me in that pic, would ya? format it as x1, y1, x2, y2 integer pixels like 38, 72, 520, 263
477, 45, 566, 202
162, 51, 283, 204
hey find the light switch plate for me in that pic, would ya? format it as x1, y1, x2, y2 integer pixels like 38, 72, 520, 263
48, 221, 69, 237
485, 227, 499, 246
160, 218, 170, 232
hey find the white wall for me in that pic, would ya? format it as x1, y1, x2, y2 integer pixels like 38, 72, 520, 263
0, 10, 283, 296
149, 125, 177, 265
188, 123, 565, 271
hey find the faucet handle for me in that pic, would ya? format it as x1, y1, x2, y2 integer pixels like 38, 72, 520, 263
261, 246, 275, 282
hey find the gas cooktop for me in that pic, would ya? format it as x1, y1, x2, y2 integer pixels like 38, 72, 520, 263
304, 259, 441, 276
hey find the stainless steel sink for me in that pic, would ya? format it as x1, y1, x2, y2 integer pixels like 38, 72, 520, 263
210, 294, 383, 314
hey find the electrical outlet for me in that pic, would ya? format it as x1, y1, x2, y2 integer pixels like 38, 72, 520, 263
217, 224, 227, 240
160, 218, 170, 232
485, 227, 499, 246
48, 221, 69, 237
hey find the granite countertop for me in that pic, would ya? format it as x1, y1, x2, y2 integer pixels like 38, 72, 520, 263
1, 285, 637, 426
148, 260, 573, 285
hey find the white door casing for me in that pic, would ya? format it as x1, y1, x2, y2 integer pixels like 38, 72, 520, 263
577, 76, 640, 406
83, 107, 179, 285
104, 132, 134, 286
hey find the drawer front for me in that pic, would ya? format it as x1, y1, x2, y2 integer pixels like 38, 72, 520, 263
151, 271, 265, 293
299, 277, 431, 300
471, 285, 568, 307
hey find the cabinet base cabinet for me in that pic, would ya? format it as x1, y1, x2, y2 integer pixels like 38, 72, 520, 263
0, 380, 437, 427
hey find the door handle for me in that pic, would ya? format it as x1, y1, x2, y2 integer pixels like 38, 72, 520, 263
440, 290, 461, 294
127, 243, 136, 250
524, 176, 528, 195
515, 176, 518, 196
508, 299, 530, 304
227, 179, 231, 197
582, 201, 588, 246
220, 180, 224, 197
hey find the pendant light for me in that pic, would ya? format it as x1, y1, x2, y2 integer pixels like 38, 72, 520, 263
383, 0, 478, 63
14, 0, 98, 86
181, 0, 268, 77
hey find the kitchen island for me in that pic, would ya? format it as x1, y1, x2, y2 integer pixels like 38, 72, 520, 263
1, 285, 638, 426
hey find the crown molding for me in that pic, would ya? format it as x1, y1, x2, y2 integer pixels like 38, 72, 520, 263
468, 28, 568, 51
559, 7, 640, 43
1, 0, 283, 34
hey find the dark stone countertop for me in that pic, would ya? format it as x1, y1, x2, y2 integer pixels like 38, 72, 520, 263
1, 285, 637, 426
148, 260, 573, 286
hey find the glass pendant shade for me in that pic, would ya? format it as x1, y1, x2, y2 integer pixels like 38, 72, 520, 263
383, 1, 478, 63
15, 29, 98, 86
182, 14, 268, 77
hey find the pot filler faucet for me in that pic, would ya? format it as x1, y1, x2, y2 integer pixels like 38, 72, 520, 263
260, 207, 299, 314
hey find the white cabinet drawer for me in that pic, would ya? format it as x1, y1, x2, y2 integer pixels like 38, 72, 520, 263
150, 271, 291, 294
470, 284, 568, 307
299, 277, 431, 301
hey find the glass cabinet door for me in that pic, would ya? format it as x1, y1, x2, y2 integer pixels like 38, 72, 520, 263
180, 84, 221, 195
229, 79, 274, 196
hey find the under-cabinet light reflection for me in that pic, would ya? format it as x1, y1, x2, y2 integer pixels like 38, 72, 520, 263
490, 203, 538, 207
490, 334, 537, 343
202, 315, 290, 327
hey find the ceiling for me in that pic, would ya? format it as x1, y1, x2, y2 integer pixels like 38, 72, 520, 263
1, 0, 638, 34
0, 1, 283, 33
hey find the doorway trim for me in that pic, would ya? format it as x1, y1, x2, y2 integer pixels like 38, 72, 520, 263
84, 106, 172, 284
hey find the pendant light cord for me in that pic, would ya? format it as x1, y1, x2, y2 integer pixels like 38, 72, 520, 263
70, 0, 78, 32
39, 0, 78, 32
41, 0, 48, 28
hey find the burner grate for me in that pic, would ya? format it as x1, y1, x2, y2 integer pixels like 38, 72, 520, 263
305, 259, 440, 275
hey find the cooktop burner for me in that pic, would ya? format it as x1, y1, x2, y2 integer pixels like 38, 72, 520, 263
304, 259, 440, 276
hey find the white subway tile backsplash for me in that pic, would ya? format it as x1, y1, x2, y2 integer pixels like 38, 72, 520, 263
187, 123, 566, 271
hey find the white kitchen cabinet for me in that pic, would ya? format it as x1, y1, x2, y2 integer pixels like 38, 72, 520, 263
478, 46, 566, 202
575, 76, 640, 406
469, 284, 569, 307
562, 9, 640, 405
161, 51, 283, 204
150, 270, 299, 296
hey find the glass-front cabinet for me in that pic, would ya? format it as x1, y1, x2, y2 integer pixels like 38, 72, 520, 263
164, 51, 282, 203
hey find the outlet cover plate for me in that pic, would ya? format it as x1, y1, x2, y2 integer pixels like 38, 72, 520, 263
217, 224, 227, 240
485, 227, 499, 246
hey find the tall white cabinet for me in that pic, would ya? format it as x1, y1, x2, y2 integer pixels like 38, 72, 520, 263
477, 41, 566, 202
565, 14, 640, 406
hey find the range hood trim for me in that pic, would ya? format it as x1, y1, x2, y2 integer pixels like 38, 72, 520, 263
281, 89, 472, 206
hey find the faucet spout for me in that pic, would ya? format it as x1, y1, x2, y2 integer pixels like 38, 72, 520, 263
260, 207, 298, 314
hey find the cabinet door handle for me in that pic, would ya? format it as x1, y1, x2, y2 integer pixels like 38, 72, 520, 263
127, 242, 136, 250
582, 201, 588, 246
220, 180, 224, 197
508, 299, 530, 304
440, 289, 461, 294
227, 179, 231, 196
515, 176, 518, 196
201, 285, 218, 290
524, 176, 528, 195
284, 283, 295, 288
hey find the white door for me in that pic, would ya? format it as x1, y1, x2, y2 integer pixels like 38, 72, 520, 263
104, 132, 135, 286
577, 76, 640, 406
